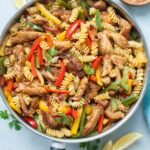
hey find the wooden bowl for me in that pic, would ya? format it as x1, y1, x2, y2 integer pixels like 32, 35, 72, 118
121, 0, 150, 6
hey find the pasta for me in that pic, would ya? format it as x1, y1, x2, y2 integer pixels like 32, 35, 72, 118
0, 0, 147, 139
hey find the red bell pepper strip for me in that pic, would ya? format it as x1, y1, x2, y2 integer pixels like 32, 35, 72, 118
6, 80, 13, 93
85, 37, 92, 49
71, 109, 78, 118
45, 87, 70, 94
92, 56, 103, 70
66, 20, 85, 39
88, 29, 95, 41
89, 75, 97, 82
37, 47, 43, 65
0, 76, 5, 86
66, 107, 72, 116
45, 34, 53, 47
24, 117, 37, 129
129, 71, 133, 79
98, 115, 104, 133
31, 55, 37, 78
55, 60, 66, 86
13, 82, 18, 90
28, 37, 43, 61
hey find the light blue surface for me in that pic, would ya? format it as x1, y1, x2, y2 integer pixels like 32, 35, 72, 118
0, 0, 150, 149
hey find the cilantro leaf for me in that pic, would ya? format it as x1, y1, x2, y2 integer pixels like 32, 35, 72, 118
0, 110, 9, 119
9, 119, 21, 131
45, 52, 51, 61
49, 47, 57, 56
55, 113, 71, 125
83, 64, 95, 75
50, 56, 59, 63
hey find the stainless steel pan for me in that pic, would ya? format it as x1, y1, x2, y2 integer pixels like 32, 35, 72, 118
0, 0, 149, 149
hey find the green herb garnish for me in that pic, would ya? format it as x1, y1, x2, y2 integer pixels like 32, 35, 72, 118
83, 64, 95, 75
0, 110, 9, 119
50, 56, 59, 63
80, 139, 100, 150
9, 119, 21, 131
55, 113, 71, 125
48, 47, 57, 56
131, 29, 138, 40
45, 52, 51, 61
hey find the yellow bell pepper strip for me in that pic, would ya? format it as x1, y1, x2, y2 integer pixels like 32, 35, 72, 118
122, 94, 138, 106
62, 106, 71, 114
125, 79, 133, 95
39, 100, 49, 112
9, 101, 21, 114
55, 60, 66, 86
71, 107, 83, 135
84, 104, 92, 115
79, 108, 86, 133
6, 80, 13, 93
103, 118, 108, 126
57, 31, 66, 41
96, 64, 103, 86
36, 3, 61, 25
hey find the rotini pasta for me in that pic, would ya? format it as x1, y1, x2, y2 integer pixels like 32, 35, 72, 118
101, 22, 119, 32
12, 96, 21, 109
69, 99, 85, 108
68, 82, 76, 96
107, 7, 119, 24
23, 66, 34, 82
91, 42, 99, 56
40, 41, 51, 51
94, 92, 110, 102
46, 128, 64, 138
71, 0, 79, 8
61, 128, 72, 137
69, 7, 81, 23
78, 55, 96, 63
79, 23, 88, 43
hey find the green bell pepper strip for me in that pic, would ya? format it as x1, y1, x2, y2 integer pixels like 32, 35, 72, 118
34, 115, 42, 132
28, 22, 44, 32
102, 80, 120, 93
96, 10, 101, 32
71, 132, 81, 138
0, 57, 6, 75
79, 108, 86, 133
122, 94, 139, 106
56, 0, 72, 9
111, 98, 118, 112
78, 8, 86, 20
35, 56, 40, 69
80, 0, 89, 9
121, 66, 129, 91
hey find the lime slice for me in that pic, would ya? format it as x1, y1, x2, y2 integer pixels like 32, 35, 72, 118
14, 0, 27, 9
102, 140, 113, 150
112, 132, 143, 150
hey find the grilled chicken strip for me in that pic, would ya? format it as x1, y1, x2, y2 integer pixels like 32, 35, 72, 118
93, 0, 107, 11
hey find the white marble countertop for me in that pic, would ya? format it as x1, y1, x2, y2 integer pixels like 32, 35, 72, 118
0, 0, 150, 150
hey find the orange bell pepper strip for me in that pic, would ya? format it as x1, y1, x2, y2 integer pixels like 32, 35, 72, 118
92, 56, 103, 70
55, 60, 66, 86
85, 37, 92, 49
31, 55, 37, 78
28, 37, 43, 61
98, 115, 104, 133
71, 109, 78, 118
6, 80, 13, 93
88, 29, 95, 41
0, 76, 5, 86
89, 75, 97, 82
45, 34, 53, 47
45, 87, 70, 94
37, 47, 43, 65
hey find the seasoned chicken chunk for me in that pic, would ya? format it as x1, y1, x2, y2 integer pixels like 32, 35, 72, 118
53, 40, 72, 50
93, 0, 107, 11
104, 30, 129, 48
98, 32, 113, 54
31, 15, 48, 25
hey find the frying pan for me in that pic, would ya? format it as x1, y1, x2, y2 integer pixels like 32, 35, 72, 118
0, 0, 149, 149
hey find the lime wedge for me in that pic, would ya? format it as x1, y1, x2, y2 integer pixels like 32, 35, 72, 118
14, 0, 27, 9
112, 132, 143, 150
102, 140, 113, 150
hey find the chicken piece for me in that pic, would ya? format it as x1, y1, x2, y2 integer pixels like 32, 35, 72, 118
98, 32, 113, 54
82, 105, 103, 136
101, 77, 111, 86
14, 63, 23, 81
97, 100, 109, 108
102, 55, 113, 77
40, 70, 56, 82
119, 17, 131, 39
23, 87, 48, 96
66, 56, 85, 77
111, 55, 127, 70
104, 30, 129, 48
15, 82, 30, 93
4, 47, 13, 55
19, 94, 33, 118
52, 10, 72, 16
42, 111, 61, 129
53, 40, 72, 50
117, 101, 126, 112
6, 31, 43, 46
85, 81, 101, 102
31, 15, 48, 25
71, 77, 88, 101
93, 0, 107, 11
105, 106, 125, 120
13, 45, 26, 65
101, 11, 114, 25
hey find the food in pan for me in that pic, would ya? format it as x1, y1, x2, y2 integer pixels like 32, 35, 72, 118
0, 0, 147, 138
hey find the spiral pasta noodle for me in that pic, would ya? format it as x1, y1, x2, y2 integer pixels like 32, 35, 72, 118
69, 7, 81, 23
61, 128, 72, 137
94, 92, 110, 102
91, 42, 98, 56
69, 99, 85, 108
23, 66, 34, 82
40, 41, 51, 51
51, 1, 60, 12
22, 94, 32, 105
78, 55, 96, 63
39, 113, 47, 130
79, 23, 88, 43
68, 82, 76, 96
26, 7, 39, 14
46, 128, 64, 138
128, 41, 143, 49
107, 7, 119, 24
70, 47, 82, 58
4, 70, 15, 81
101, 22, 118, 32
71, 0, 79, 8
12, 96, 21, 109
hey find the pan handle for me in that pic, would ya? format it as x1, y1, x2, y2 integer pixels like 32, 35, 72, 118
50, 142, 66, 150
